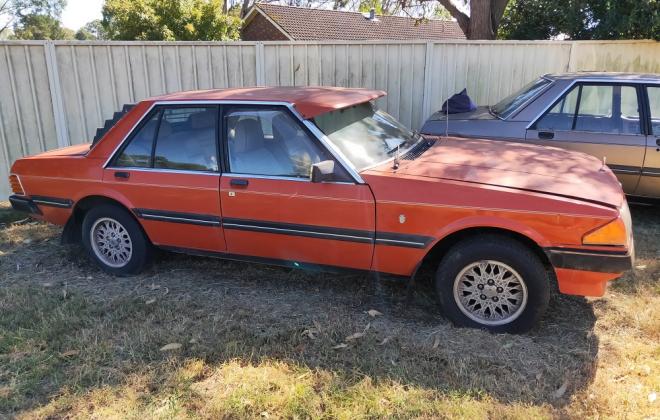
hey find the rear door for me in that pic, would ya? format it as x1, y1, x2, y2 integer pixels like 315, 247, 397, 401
525, 83, 647, 194
104, 105, 226, 252
218, 105, 376, 271
636, 84, 660, 197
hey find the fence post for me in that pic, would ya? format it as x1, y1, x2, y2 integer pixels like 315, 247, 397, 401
44, 41, 69, 148
255, 42, 265, 86
421, 42, 434, 128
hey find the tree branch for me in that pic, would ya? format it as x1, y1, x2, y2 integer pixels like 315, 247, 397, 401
437, 0, 469, 35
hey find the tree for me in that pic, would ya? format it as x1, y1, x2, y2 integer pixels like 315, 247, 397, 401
75, 19, 106, 40
10, 0, 75, 40
498, 0, 659, 40
102, 0, 241, 41
434, 0, 509, 39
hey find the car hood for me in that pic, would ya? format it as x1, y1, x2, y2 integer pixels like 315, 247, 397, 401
369, 137, 623, 208
426, 106, 496, 121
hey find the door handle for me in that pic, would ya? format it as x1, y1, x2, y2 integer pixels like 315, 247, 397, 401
230, 178, 249, 187
538, 131, 554, 140
114, 171, 130, 179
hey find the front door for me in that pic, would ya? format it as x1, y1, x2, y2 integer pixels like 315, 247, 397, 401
525, 83, 647, 194
218, 105, 375, 271
104, 105, 227, 252
636, 85, 660, 197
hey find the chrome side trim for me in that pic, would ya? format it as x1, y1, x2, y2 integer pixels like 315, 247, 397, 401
106, 166, 220, 176
374, 238, 427, 247
222, 222, 373, 243
141, 214, 221, 226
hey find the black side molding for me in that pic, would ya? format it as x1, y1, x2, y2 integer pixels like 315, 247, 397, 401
31, 195, 73, 208
545, 247, 633, 273
8, 195, 42, 215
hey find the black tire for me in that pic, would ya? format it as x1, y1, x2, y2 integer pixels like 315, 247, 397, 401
81, 204, 152, 276
435, 235, 550, 334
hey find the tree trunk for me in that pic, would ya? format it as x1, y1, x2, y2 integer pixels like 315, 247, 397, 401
468, 0, 495, 39
437, 0, 510, 40
240, 0, 251, 18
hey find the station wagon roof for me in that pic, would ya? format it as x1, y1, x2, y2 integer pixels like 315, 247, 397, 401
148, 86, 386, 119
544, 72, 659, 83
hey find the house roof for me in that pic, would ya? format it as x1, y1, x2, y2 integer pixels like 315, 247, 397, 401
150, 86, 386, 119
246, 3, 465, 41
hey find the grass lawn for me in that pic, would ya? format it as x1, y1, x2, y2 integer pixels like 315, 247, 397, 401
0, 201, 658, 419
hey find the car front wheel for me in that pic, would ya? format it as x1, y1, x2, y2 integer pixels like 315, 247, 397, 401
435, 235, 550, 333
81, 204, 152, 276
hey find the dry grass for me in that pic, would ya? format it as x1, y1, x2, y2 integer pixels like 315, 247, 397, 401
0, 201, 658, 419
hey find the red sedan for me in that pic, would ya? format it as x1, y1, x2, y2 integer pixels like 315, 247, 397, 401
8, 87, 634, 332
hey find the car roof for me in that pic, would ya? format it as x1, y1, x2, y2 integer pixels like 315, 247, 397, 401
148, 86, 386, 119
544, 72, 659, 83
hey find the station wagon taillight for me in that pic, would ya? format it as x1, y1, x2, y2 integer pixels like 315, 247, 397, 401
9, 175, 24, 195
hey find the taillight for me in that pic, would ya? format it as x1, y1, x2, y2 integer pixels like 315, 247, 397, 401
9, 174, 24, 195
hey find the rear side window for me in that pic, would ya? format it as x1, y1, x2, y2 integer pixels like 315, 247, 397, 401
648, 86, 660, 135
154, 108, 218, 171
114, 106, 219, 172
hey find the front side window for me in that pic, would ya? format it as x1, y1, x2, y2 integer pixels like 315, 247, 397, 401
226, 107, 333, 178
314, 102, 419, 171
536, 84, 641, 135
491, 77, 551, 119
114, 106, 219, 172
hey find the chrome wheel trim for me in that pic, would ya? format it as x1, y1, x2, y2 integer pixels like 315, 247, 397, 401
452, 260, 528, 326
90, 217, 133, 268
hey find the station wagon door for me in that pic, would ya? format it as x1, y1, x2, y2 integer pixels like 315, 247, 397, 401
104, 105, 227, 252
635, 85, 660, 197
525, 83, 646, 194
218, 105, 376, 271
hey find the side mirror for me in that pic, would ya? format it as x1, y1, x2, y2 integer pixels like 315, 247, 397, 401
310, 160, 336, 183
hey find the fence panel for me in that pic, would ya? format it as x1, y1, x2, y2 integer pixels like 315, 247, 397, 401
0, 39, 658, 196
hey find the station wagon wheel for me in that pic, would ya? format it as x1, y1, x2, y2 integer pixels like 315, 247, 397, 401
81, 203, 152, 276
435, 235, 549, 334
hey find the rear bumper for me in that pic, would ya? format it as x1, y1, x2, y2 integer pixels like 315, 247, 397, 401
546, 247, 633, 297
8, 195, 41, 215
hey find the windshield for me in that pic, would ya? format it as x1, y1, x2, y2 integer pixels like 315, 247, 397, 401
314, 103, 419, 171
491, 77, 551, 119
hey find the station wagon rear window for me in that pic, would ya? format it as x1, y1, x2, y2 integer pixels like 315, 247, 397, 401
491, 77, 551, 119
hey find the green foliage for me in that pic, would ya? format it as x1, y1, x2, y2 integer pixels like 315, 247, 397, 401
358, 0, 383, 14
10, 0, 73, 40
75, 19, 105, 40
102, 0, 241, 41
499, 0, 660, 40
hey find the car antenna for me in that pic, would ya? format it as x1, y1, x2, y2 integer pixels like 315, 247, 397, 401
445, 98, 449, 138
392, 144, 400, 170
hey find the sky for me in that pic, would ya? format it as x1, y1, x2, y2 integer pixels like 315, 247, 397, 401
61, 0, 104, 30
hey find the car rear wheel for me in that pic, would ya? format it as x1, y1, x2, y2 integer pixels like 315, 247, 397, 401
81, 204, 152, 276
435, 235, 550, 333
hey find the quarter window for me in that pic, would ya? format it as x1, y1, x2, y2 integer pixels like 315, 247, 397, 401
225, 108, 332, 178
536, 84, 641, 135
115, 111, 160, 168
